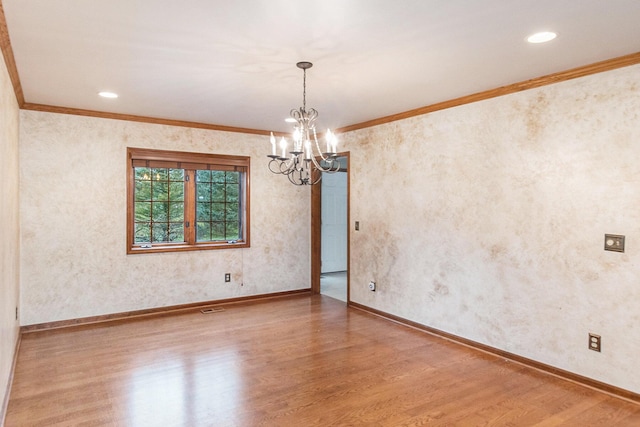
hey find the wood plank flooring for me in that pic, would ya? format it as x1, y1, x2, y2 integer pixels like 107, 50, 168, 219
5, 295, 640, 426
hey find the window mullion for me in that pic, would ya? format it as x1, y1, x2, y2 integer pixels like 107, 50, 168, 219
184, 170, 196, 244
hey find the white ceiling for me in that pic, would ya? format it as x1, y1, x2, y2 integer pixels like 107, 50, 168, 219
3, 0, 640, 133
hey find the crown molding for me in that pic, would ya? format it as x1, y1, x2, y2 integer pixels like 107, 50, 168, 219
21, 102, 271, 135
336, 51, 640, 133
0, 0, 24, 106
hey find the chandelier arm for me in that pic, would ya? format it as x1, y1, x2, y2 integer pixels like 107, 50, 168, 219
287, 165, 309, 186
309, 130, 339, 171
281, 156, 298, 174
310, 167, 323, 185
309, 154, 326, 170
311, 128, 335, 161
307, 108, 318, 123
268, 156, 305, 177
290, 109, 302, 121
287, 173, 300, 185
267, 158, 282, 174
310, 155, 340, 172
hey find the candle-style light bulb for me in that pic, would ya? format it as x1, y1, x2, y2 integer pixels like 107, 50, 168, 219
280, 137, 287, 158
325, 129, 333, 153
327, 129, 338, 154
305, 140, 311, 159
293, 128, 302, 152
270, 132, 276, 156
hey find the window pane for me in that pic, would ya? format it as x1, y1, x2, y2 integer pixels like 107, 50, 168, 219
152, 223, 169, 242
169, 182, 184, 201
211, 171, 226, 183
168, 222, 184, 242
169, 202, 184, 222
135, 167, 151, 181
151, 182, 168, 201
196, 222, 211, 241
211, 185, 225, 202
196, 170, 211, 182
169, 168, 184, 181
226, 183, 239, 202
197, 183, 211, 202
135, 180, 151, 201
195, 169, 242, 242
227, 172, 239, 184
211, 203, 225, 221
226, 203, 239, 221
152, 202, 168, 221
134, 166, 184, 246
197, 202, 211, 222
212, 222, 225, 240
152, 168, 168, 181
135, 223, 151, 243
227, 223, 240, 239
135, 202, 151, 222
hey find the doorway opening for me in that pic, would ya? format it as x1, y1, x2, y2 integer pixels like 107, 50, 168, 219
311, 153, 349, 302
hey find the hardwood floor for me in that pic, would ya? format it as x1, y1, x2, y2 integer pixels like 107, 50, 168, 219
6, 295, 640, 426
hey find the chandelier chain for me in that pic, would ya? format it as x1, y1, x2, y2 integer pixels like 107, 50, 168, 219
302, 68, 307, 112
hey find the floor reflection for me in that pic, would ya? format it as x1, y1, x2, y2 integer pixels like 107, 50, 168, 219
321, 271, 347, 302
128, 349, 241, 426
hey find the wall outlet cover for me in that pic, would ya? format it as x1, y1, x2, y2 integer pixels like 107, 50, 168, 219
604, 234, 625, 252
589, 333, 601, 352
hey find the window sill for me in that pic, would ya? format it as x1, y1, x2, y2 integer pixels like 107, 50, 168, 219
127, 241, 249, 254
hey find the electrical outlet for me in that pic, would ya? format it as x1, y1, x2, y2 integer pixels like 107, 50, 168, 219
225, 273, 231, 282
589, 333, 601, 352
368, 281, 376, 291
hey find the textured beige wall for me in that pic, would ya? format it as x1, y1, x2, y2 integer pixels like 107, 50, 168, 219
0, 52, 20, 416
16, 62, 640, 396
19, 112, 310, 325
343, 64, 640, 394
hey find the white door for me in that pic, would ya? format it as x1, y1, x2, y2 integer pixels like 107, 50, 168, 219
321, 171, 347, 273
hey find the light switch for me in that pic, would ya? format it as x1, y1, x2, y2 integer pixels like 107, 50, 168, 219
604, 234, 625, 252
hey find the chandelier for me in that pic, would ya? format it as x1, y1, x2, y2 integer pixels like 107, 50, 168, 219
268, 61, 340, 185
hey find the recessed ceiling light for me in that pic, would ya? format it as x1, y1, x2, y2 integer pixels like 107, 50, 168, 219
284, 117, 297, 123
98, 91, 118, 99
527, 31, 557, 44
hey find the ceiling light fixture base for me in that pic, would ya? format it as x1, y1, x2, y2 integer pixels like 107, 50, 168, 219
296, 61, 313, 70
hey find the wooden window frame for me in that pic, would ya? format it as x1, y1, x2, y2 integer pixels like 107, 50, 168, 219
127, 147, 250, 254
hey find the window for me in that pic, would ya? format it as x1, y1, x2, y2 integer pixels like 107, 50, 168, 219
127, 148, 250, 253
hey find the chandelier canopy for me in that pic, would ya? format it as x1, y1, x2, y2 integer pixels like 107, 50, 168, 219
268, 61, 340, 185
